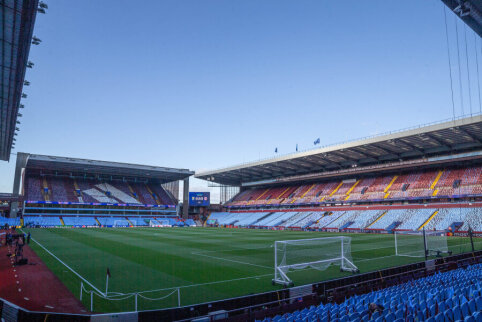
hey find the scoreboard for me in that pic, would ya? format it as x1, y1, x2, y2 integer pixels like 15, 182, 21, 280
189, 192, 210, 206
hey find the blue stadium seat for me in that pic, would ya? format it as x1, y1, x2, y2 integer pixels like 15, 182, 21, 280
374, 316, 384, 322
461, 302, 470, 318
435, 313, 444, 322
266, 264, 482, 322
453, 306, 462, 321
417, 310, 425, 321
386, 312, 396, 321
446, 299, 454, 309
476, 297, 482, 311
445, 308, 455, 321
474, 312, 482, 322
468, 299, 476, 315
439, 301, 446, 313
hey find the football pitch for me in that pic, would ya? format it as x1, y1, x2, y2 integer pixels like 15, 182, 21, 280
26, 227, 479, 313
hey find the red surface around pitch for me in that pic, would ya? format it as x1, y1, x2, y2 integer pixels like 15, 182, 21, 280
0, 230, 86, 314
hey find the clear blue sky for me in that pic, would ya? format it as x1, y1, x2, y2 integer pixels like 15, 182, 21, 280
1, 0, 481, 201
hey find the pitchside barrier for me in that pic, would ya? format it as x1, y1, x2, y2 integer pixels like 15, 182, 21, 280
80, 283, 181, 312
2, 251, 481, 321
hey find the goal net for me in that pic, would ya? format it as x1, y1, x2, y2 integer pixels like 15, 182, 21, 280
273, 236, 358, 286
113, 220, 132, 228
149, 219, 171, 227
394, 230, 450, 258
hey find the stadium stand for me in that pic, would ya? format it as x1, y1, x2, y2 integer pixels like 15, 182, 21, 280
62, 216, 98, 227
23, 216, 62, 227
223, 165, 482, 208
209, 206, 482, 233
25, 176, 176, 206
259, 263, 482, 322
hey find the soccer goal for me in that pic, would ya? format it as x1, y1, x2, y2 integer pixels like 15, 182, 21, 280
113, 220, 132, 228
273, 236, 358, 286
149, 219, 161, 227
394, 230, 451, 258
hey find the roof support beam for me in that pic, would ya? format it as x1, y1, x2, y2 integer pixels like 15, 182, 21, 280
424, 133, 451, 148
350, 147, 380, 160
457, 127, 482, 144
392, 139, 423, 155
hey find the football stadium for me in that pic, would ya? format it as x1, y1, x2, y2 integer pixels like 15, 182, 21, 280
1, 1, 482, 321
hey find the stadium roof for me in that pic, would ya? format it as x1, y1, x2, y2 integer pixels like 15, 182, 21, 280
441, 0, 482, 37
196, 114, 482, 186
0, 0, 39, 161
0, 193, 18, 202
20, 153, 194, 183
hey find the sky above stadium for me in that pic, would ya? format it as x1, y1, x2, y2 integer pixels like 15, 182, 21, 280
1, 0, 481, 201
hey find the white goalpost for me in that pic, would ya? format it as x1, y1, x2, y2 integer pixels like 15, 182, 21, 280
149, 219, 171, 227
273, 236, 358, 286
113, 220, 132, 228
394, 230, 451, 258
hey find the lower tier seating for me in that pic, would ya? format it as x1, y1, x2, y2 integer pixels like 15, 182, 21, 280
259, 263, 482, 322
210, 207, 482, 232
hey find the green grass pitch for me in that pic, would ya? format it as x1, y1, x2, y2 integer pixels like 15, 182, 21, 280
25, 227, 479, 313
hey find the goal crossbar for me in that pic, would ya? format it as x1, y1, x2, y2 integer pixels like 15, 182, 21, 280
394, 230, 450, 258
273, 236, 358, 286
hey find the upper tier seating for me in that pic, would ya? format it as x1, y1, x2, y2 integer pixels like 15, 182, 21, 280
26, 177, 43, 201
225, 166, 482, 207
260, 263, 482, 322
149, 184, 175, 205
49, 177, 70, 202
131, 183, 157, 205
95, 183, 140, 204
24, 175, 176, 206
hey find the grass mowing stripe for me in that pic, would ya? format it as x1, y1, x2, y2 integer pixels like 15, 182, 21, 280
191, 251, 273, 269
26, 227, 479, 313
23, 229, 104, 295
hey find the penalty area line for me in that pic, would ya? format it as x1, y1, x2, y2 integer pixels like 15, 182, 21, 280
23, 230, 104, 296
192, 251, 272, 269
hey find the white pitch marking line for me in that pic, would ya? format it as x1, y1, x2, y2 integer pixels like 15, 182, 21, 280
191, 251, 271, 269
133, 273, 275, 294
25, 231, 104, 296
